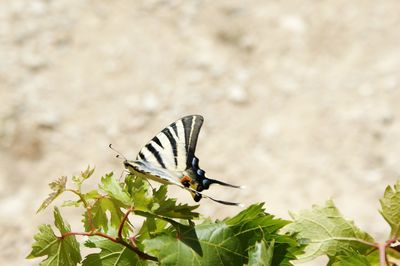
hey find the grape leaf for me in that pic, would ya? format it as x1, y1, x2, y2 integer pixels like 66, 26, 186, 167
136, 217, 169, 242
99, 173, 132, 205
380, 179, 400, 238
124, 175, 153, 211
81, 166, 95, 179
37, 176, 67, 213
124, 175, 199, 220
27, 207, 81, 265
62, 200, 81, 207
225, 204, 299, 266
82, 189, 102, 201
330, 250, 372, 266
72, 166, 95, 186
82, 236, 147, 266
143, 204, 299, 266
150, 185, 199, 219
83, 197, 126, 234
144, 223, 242, 266
283, 200, 375, 263
248, 240, 274, 266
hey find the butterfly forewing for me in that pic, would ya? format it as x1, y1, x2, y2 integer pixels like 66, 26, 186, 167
136, 115, 204, 172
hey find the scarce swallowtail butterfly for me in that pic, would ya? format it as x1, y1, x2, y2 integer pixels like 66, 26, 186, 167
112, 115, 242, 206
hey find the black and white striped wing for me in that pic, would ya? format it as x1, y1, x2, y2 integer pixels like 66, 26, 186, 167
136, 115, 204, 172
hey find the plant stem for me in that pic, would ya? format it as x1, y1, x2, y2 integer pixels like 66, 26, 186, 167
118, 207, 133, 241
378, 242, 386, 266
62, 231, 116, 243
375, 237, 398, 266
65, 188, 97, 231
61, 231, 157, 261
65, 189, 88, 208
63, 191, 156, 261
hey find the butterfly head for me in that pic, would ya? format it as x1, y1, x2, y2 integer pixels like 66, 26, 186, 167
123, 160, 132, 169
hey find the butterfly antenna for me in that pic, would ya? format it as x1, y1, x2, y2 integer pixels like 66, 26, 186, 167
109, 144, 127, 160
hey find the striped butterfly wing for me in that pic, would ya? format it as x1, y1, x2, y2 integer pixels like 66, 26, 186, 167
127, 115, 241, 206
136, 115, 204, 173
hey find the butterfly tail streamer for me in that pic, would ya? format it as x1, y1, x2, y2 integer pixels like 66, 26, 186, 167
183, 185, 242, 206
208, 178, 244, 189
206, 196, 243, 206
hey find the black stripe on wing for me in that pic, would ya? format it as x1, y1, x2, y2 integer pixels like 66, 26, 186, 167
136, 115, 204, 171
138, 152, 147, 161
151, 136, 164, 148
171, 122, 179, 137
181, 115, 204, 167
183, 116, 192, 155
161, 127, 178, 167
144, 143, 166, 168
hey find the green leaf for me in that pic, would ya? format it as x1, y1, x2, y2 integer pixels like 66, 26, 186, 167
37, 176, 67, 213
136, 217, 168, 242
81, 166, 95, 179
283, 200, 375, 263
144, 204, 299, 266
124, 175, 199, 220
144, 223, 242, 266
99, 173, 132, 205
380, 179, 400, 238
83, 198, 126, 234
248, 240, 274, 266
72, 166, 95, 186
150, 185, 199, 219
330, 250, 372, 266
82, 190, 102, 201
82, 236, 147, 266
225, 203, 300, 265
62, 200, 81, 208
124, 175, 152, 211
27, 207, 81, 265
62, 190, 101, 209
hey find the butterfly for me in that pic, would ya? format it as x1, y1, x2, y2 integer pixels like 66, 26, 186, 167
111, 115, 242, 206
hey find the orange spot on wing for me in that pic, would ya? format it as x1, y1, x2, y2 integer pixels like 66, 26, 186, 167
181, 175, 192, 183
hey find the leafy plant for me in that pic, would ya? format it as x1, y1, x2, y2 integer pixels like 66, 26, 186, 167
27, 167, 400, 265
27, 167, 300, 265
283, 181, 400, 266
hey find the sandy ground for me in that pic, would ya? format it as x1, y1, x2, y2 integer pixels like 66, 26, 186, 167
1, 1, 400, 265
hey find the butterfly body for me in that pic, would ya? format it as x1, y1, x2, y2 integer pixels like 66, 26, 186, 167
123, 156, 207, 201
122, 115, 241, 206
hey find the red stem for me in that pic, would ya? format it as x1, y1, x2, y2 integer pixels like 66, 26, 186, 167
61, 231, 157, 261
86, 197, 103, 231
118, 207, 133, 241
62, 231, 117, 242
63, 190, 156, 261
86, 207, 95, 232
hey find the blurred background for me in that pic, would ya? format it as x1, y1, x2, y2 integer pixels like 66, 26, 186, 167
1, 1, 400, 265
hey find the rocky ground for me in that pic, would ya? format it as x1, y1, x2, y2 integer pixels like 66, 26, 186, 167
1, 1, 400, 265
